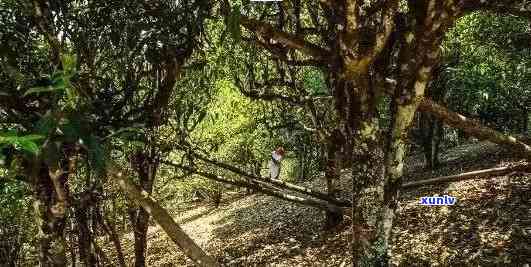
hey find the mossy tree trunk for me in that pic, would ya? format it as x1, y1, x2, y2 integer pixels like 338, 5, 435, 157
32, 162, 68, 267
374, 3, 463, 264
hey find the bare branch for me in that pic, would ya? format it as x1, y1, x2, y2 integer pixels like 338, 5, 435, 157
402, 163, 531, 188
161, 160, 343, 212
163, 148, 351, 207
239, 16, 330, 60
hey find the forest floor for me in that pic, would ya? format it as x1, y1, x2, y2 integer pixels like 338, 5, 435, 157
113, 141, 530, 266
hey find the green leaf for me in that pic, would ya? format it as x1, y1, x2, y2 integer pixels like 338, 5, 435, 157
16, 139, 39, 154
35, 114, 58, 135
53, 78, 66, 89
23, 134, 46, 142
0, 132, 44, 155
60, 118, 82, 142
51, 71, 64, 82
24, 85, 64, 96
86, 135, 107, 176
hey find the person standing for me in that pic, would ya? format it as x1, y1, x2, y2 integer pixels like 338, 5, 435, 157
269, 146, 285, 180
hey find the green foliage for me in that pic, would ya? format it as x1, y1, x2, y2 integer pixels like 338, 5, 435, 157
302, 68, 327, 96
194, 80, 277, 164
443, 12, 530, 132
0, 131, 44, 155
0, 179, 35, 265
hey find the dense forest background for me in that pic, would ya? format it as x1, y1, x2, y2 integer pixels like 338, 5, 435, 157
0, 0, 529, 266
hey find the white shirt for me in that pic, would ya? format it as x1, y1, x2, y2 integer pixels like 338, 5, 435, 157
272, 151, 282, 161
269, 151, 283, 179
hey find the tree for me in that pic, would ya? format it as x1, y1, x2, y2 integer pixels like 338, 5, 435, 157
221, 0, 531, 264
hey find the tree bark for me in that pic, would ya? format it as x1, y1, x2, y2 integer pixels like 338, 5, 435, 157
32, 162, 68, 267
108, 166, 219, 267
420, 111, 441, 169
74, 193, 95, 266
522, 108, 529, 134
129, 149, 158, 267
324, 130, 344, 229
100, 212, 126, 267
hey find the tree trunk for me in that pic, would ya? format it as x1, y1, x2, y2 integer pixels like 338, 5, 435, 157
32, 163, 68, 267
375, 97, 420, 264
350, 119, 385, 266
420, 112, 443, 169
100, 210, 126, 267
108, 165, 219, 267
131, 208, 149, 267
69, 218, 76, 267
324, 130, 344, 229
129, 149, 158, 267
522, 108, 529, 134
75, 193, 95, 266
327, 72, 387, 264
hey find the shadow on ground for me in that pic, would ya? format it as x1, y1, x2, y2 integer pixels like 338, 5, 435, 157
207, 195, 351, 266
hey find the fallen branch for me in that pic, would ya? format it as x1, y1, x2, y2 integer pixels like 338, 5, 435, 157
183, 151, 351, 207
107, 165, 219, 267
402, 163, 531, 189
418, 99, 531, 159
163, 161, 343, 213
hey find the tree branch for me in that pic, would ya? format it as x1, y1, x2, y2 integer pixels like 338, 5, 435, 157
239, 16, 330, 60
418, 99, 531, 159
402, 163, 531, 189
175, 151, 351, 206
162, 160, 343, 213
107, 164, 219, 267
